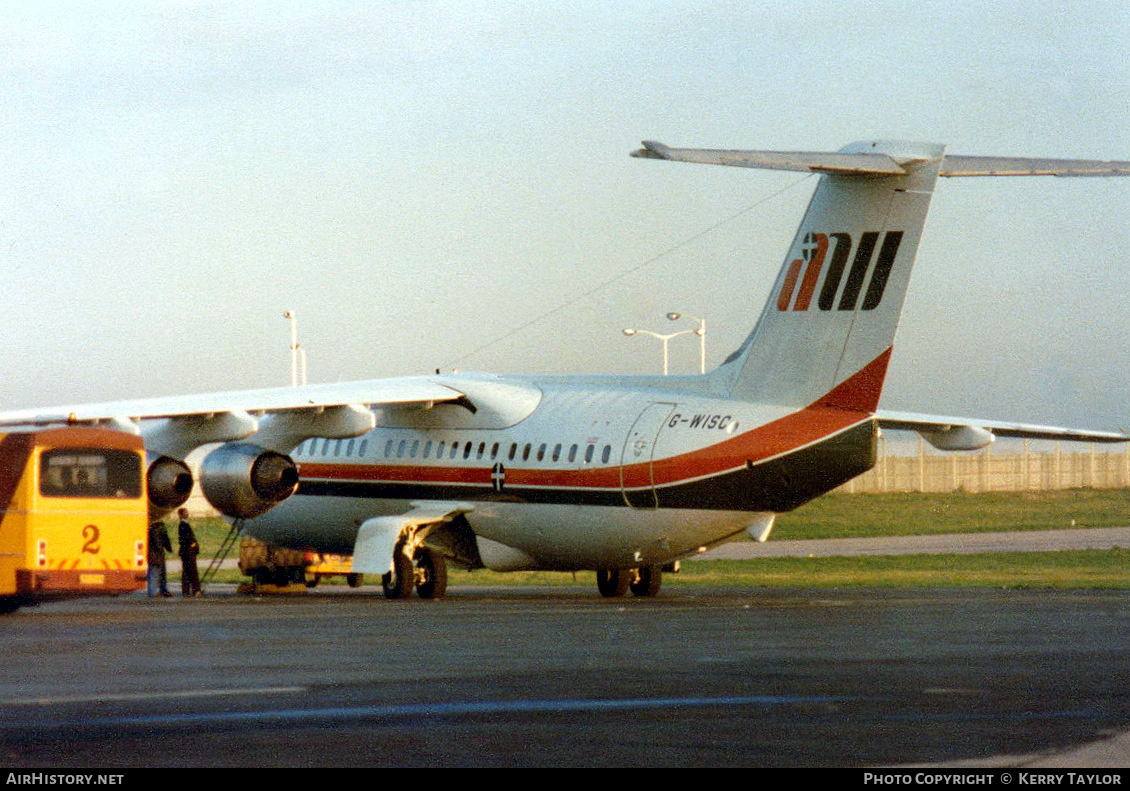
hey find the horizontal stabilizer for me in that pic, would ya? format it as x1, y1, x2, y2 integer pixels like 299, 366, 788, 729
939, 155, 1130, 178
631, 140, 913, 176
632, 141, 1130, 179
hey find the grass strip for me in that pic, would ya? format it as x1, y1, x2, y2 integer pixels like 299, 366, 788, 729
188, 549, 1130, 590
773, 489, 1130, 540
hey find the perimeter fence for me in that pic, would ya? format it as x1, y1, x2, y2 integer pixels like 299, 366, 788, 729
839, 442, 1130, 494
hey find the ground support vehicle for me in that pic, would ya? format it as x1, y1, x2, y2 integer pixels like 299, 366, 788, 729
0, 428, 148, 612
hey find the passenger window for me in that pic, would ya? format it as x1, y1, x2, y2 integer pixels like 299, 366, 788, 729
397, 440, 406, 459
346, 439, 355, 456
552, 443, 561, 462
322, 439, 332, 456
536, 443, 546, 462
508, 443, 517, 461
584, 445, 594, 463
568, 444, 578, 463
490, 442, 499, 460
385, 439, 393, 458
450, 442, 459, 460
602, 445, 612, 464
522, 444, 531, 461
424, 440, 432, 459
411, 440, 419, 458
359, 440, 368, 457
437, 440, 445, 458
477, 442, 485, 460
463, 442, 472, 460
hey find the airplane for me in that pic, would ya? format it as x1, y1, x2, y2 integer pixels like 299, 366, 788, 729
2, 138, 1128, 600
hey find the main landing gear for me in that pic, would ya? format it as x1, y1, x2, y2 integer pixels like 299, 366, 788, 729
596, 566, 663, 598
382, 545, 448, 600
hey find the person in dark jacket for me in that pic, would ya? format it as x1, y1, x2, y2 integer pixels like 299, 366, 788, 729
177, 508, 202, 597
147, 520, 173, 597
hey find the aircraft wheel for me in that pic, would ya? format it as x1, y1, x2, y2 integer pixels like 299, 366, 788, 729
381, 550, 414, 600
630, 566, 662, 597
596, 569, 630, 598
414, 548, 448, 600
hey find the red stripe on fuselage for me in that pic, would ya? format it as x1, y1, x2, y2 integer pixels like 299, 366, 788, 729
298, 349, 890, 494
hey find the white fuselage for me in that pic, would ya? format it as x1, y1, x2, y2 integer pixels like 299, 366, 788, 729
248, 370, 877, 570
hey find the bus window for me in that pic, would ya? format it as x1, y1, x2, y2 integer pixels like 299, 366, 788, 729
39, 449, 142, 499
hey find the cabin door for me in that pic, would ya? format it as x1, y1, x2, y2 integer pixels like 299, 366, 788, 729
620, 402, 675, 509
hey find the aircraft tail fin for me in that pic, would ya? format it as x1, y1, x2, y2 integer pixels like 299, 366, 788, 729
638, 140, 945, 411
634, 140, 1130, 412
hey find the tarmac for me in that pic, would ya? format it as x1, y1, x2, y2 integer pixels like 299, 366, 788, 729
115, 527, 1129, 768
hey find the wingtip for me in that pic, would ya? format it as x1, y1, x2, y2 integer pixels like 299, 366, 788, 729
630, 140, 670, 159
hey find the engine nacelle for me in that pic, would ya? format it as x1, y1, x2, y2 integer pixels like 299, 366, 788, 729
147, 456, 195, 512
200, 443, 299, 519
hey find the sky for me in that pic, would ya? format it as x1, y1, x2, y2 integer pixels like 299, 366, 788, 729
1, 0, 1128, 440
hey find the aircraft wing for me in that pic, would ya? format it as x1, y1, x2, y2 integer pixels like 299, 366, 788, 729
0, 378, 466, 425
0, 377, 471, 458
877, 409, 1128, 451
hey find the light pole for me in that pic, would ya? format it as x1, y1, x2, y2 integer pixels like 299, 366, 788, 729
283, 310, 308, 386
622, 327, 696, 376
666, 312, 706, 374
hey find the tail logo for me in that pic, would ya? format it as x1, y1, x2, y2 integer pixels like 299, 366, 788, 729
777, 231, 903, 312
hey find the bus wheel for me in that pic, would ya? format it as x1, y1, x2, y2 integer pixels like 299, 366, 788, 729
382, 550, 414, 600
596, 569, 630, 598
415, 548, 447, 600
346, 573, 363, 588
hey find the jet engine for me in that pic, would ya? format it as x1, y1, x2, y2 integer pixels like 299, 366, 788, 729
199, 443, 300, 519
146, 456, 195, 512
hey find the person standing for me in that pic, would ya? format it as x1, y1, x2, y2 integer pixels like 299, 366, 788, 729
147, 520, 173, 597
177, 508, 202, 597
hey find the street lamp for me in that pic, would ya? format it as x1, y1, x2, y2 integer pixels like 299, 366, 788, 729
283, 310, 308, 386
666, 312, 706, 374
622, 327, 696, 376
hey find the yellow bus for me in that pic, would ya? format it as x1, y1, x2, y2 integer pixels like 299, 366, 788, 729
0, 427, 148, 612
